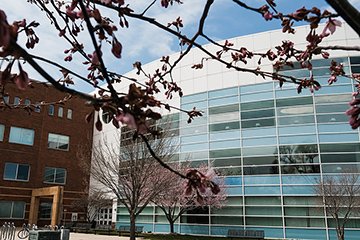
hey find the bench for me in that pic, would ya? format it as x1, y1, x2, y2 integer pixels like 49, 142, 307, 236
227, 229, 265, 239
94, 224, 112, 234
71, 223, 92, 233
117, 226, 143, 236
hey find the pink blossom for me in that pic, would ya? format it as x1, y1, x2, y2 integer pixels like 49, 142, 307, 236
322, 19, 342, 36
14, 69, 29, 90
0, 10, 11, 49
111, 36, 122, 58
115, 112, 137, 129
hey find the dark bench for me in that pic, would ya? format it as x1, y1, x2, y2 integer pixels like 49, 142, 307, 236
117, 226, 143, 236
227, 229, 265, 239
94, 224, 112, 234
71, 223, 92, 233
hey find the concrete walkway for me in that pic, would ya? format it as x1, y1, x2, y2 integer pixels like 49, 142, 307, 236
69, 232, 144, 240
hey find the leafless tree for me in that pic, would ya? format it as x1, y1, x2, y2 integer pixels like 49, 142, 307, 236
80, 126, 178, 240
315, 173, 360, 240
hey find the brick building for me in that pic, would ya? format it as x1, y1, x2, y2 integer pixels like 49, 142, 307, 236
0, 82, 93, 226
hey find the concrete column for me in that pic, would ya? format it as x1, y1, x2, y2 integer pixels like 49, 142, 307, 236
29, 196, 40, 225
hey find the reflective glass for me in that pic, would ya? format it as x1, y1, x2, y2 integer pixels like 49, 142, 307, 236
180, 125, 207, 136
316, 113, 348, 123
316, 75, 352, 85
212, 206, 243, 215
242, 127, 276, 138
316, 103, 348, 113
181, 142, 208, 152
276, 88, 311, 98
9, 127, 35, 146
281, 164, 320, 174
278, 115, 314, 126
209, 111, 239, 123
241, 118, 275, 128
240, 82, 273, 94
320, 143, 360, 153
180, 151, 208, 160
319, 133, 359, 143
244, 186, 280, 195
0, 124, 4, 141
243, 156, 278, 165
318, 123, 353, 133
210, 148, 241, 158
315, 93, 350, 103
242, 146, 277, 156
285, 217, 325, 227
48, 133, 69, 150
226, 186, 242, 195
246, 206, 282, 216
282, 175, 320, 184
279, 135, 316, 145
350, 56, 360, 64
181, 134, 207, 144
209, 121, 240, 131
240, 92, 273, 102
211, 216, 243, 225
241, 100, 274, 111
181, 92, 207, 104
209, 87, 238, 98
282, 185, 315, 195
243, 166, 279, 175
209, 104, 239, 115
182, 101, 207, 111
321, 153, 360, 163
278, 125, 316, 135
243, 136, 277, 147
316, 84, 353, 95
283, 196, 319, 205
246, 217, 283, 226
241, 109, 274, 119
244, 175, 280, 185
0, 201, 12, 218
224, 177, 242, 185
209, 95, 239, 107
17, 165, 30, 180
211, 158, 241, 167
210, 139, 241, 150
216, 167, 242, 176
276, 97, 313, 107
210, 130, 240, 141
285, 228, 326, 240
280, 153, 319, 164
245, 196, 281, 205
277, 105, 314, 116
12, 202, 25, 218
322, 163, 360, 173
284, 207, 323, 216
4, 163, 17, 180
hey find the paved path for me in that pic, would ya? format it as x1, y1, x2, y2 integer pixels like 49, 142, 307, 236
69, 232, 144, 240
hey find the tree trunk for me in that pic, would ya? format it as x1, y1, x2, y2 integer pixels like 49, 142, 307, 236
130, 213, 136, 240
336, 226, 345, 240
169, 220, 175, 234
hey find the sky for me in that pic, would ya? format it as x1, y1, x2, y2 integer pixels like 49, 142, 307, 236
1, 0, 359, 93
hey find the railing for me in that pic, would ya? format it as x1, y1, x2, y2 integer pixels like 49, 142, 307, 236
0, 222, 16, 240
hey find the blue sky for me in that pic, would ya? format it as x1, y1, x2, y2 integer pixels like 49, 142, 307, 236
1, 0, 359, 93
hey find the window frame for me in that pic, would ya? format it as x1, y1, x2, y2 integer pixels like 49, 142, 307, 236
0, 201, 26, 219
47, 133, 70, 151
9, 126, 35, 146
3, 162, 30, 182
58, 106, 63, 117
67, 109, 72, 119
43, 167, 67, 184
48, 104, 54, 116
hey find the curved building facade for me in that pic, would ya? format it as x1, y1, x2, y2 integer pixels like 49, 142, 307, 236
93, 23, 360, 239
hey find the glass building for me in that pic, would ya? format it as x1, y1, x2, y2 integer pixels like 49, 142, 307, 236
92, 23, 360, 239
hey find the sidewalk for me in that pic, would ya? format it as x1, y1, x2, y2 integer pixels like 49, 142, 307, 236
69, 232, 144, 240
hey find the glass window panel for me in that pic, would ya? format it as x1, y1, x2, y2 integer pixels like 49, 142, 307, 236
24, 99, 30, 105
48, 133, 70, 150
209, 112, 239, 123
48, 104, 54, 115
181, 134, 207, 144
242, 127, 276, 138
12, 202, 25, 218
224, 177, 242, 185
226, 196, 243, 206
241, 91, 273, 102
182, 101, 207, 111
9, 127, 35, 146
283, 196, 319, 205
241, 118, 275, 128
282, 185, 315, 195
320, 143, 360, 153
277, 105, 314, 116
180, 151, 208, 160
44, 168, 55, 182
4, 163, 17, 180
316, 84, 353, 95
277, 97, 313, 107
209, 121, 240, 132
180, 114, 207, 127
350, 56, 360, 65
282, 175, 320, 184
226, 186, 242, 195
58, 107, 63, 117
246, 206, 282, 216
210, 139, 241, 150
181, 92, 207, 104
180, 125, 207, 136
209, 87, 238, 98
246, 217, 282, 226
351, 65, 360, 73
181, 142, 208, 152
318, 123, 353, 133
210, 130, 240, 141
316, 113, 348, 123
243, 166, 279, 175
276, 88, 311, 98
280, 69, 309, 78
241, 100, 274, 111
211, 216, 243, 225
278, 125, 316, 135
210, 148, 241, 158
0, 201, 12, 218
209, 96, 239, 107
279, 135, 316, 145
281, 164, 320, 174
278, 115, 314, 126
315, 94, 350, 103
285, 217, 325, 227
243, 136, 277, 147
55, 169, 66, 183
211, 206, 242, 215
14, 97, 20, 105
216, 167, 241, 176
244, 175, 280, 185
319, 133, 359, 143
67, 109, 72, 119
280, 153, 319, 164
0, 124, 4, 141
245, 196, 281, 205
241, 109, 274, 119
243, 156, 278, 165
316, 103, 348, 113
240, 82, 273, 94
209, 104, 239, 115
242, 146, 277, 156
317, 76, 352, 85
213, 157, 241, 167
17, 165, 29, 181
322, 163, 360, 173
321, 153, 360, 163
245, 186, 280, 195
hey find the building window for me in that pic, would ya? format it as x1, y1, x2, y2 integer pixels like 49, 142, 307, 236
9, 126, 35, 146
39, 202, 52, 219
14, 96, 20, 105
44, 167, 66, 184
67, 109, 72, 119
58, 107, 63, 117
48, 133, 69, 151
0, 201, 25, 219
0, 124, 4, 141
34, 102, 41, 113
3, 96, 9, 104
48, 105, 54, 116
24, 99, 31, 106
3, 163, 30, 181
102, 110, 112, 124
